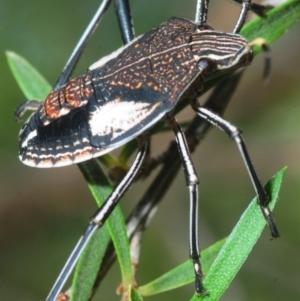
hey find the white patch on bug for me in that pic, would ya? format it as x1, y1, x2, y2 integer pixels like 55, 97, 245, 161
82, 137, 90, 144
89, 100, 164, 143
21, 130, 37, 148
73, 138, 81, 146
60, 107, 71, 115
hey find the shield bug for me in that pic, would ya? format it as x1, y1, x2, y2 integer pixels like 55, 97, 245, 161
14, 0, 281, 299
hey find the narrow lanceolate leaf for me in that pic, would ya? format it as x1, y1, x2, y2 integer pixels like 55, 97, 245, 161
130, 287, 143, 301
137, 168, 285, 298
70, 161, 112, 301
137, 239, 226, 296
187, 168, 286, 301
71, 222, 111, 301
73, 159, 133, 301
241, 0, 300, 55
6, 51, 51, 100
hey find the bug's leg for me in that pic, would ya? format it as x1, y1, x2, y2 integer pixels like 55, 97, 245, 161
249, 2, 273, 16
233, 0, 252, 34
16, 1, 115, 120
14, 100, 41, 121
232, 0, 273, 34
46, 137, 148, 301
48, 1, 136, 298
231, 0, 273, 17
195, 0, 271, 33
167, 116, 205, 295
55, 0, 136, 89
90, 71, 246, 293
54, 0, 113, 89
195, 0, 210, 25
190, 100, 280, 238
114, 0, 135, 44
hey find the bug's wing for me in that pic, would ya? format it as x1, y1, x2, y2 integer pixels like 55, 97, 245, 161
87, 78, 170, 149
19, 78, 170, 168
18, 105, 113, 168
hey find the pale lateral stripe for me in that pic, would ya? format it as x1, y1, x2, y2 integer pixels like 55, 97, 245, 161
89, 34, 143, 70
92, 31, 248, 81
21, 130, 37, 148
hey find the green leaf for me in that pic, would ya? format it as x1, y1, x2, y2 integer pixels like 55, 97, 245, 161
71, 159, 134, 301
137, 239, 226, 296
130, 287, 144, 301
6, 51, 51, 100
190, 168, 286, 301
70, 161, 112, 301
137, 168, 285, 298
71, 223, 111, 301
97, 153, 119, 168
241, 0, 300, 55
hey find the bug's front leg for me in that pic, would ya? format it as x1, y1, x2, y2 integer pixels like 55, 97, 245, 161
46, 136, 148, 301
232, 0, 274, 17
14, 100, 41, 121
114, 0, 135, 44
167, 116, 206, 295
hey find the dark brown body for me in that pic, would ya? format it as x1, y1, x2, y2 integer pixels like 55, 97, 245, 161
19, 17, 251, 167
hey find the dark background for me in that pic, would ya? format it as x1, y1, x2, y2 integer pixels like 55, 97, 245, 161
1, 0, 300, 300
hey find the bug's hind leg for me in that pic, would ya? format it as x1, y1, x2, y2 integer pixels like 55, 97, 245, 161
91, 71, 248, 293
190, 100, 279, 239
167, 116, 206, 295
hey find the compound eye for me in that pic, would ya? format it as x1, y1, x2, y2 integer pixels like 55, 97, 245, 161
198, 58, 217, 75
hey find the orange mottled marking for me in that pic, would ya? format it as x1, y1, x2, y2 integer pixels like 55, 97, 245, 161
135, 82, 142, 89
83, 73, 93, 98
73, 148, 93, 161
38, 157, 53, 167
44, 76, 88, 120
44, 90, 61, 119
55, 153, 74, 165
59, 89, 66, 106
65, 77, 83, 107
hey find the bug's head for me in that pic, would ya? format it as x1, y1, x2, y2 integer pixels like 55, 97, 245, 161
191, 27, 253, 79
